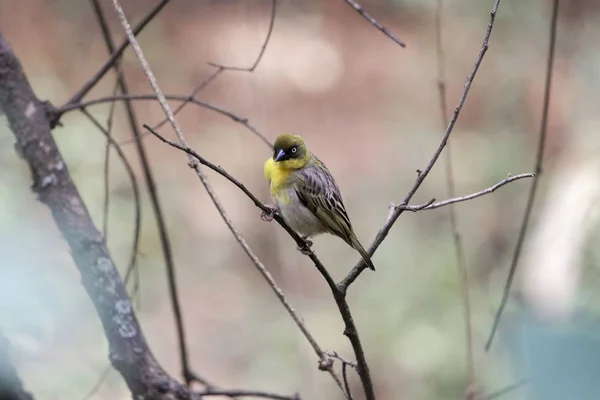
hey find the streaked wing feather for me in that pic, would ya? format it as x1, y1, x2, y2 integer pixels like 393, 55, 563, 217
294, 160, 354, 245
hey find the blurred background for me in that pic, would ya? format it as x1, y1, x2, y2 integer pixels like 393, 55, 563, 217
1, 0, 600, 399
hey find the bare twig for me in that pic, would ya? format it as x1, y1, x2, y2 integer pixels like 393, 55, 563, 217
434, 0, 476, 395
63, 0, 170, 108
146, 0, 277, 133
90, 0, 198, 384
485, 0, 559, 351
79, 109, 141, 287
1, 31, 180, 399
342, 363, 353, 400
101, 79, 119, 238
0, 31, 296, 400
142, 125, 369, 400
110, 1, 348, 395
81, 365, 112, 400
208, 0, 277, 71
198, 389, 299, 400
339, 0, 503, 294
143, 126, 350, 396
57, 94, 272, 148
342, 0, 406, 47
151, 67, 224, 131
399, 174, 535, 213
324, 351, 357, 369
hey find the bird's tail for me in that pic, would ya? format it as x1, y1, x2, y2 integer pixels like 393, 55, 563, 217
349, 234, 376, 271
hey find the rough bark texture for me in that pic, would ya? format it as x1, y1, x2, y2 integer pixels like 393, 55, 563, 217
0, 33, 194, 400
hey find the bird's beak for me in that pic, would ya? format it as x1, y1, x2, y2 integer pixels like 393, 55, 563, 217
274, 149, 285, 162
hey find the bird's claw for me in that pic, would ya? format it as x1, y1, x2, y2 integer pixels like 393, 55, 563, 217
261, 204, 278, 222
297, 238, 313, 255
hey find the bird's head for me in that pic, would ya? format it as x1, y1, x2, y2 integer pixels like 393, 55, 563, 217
272, 133, 310, 169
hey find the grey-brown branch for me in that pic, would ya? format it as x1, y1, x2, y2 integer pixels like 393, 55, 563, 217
0, 32, 296, 400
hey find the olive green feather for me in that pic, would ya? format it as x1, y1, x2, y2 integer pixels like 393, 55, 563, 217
294, 157, 376, 271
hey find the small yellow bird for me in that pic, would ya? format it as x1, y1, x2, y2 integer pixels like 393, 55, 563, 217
262, 133, 375, 271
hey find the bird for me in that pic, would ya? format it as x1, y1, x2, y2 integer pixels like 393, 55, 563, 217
262, 133, 375, 271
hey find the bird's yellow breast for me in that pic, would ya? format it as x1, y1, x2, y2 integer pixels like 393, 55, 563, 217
264, 157, 292, 204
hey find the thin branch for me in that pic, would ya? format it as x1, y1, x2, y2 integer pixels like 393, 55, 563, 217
56, 94, 272, 148
434, 0, 476, 395
342, 363, 353, 400
399, 174, 535, 213
143, 126, 349, 396
79, 109, 141, 287
101, 79, 118, 238
324, 351, 357, 369
153, 0, 277, 131
110, 1, 348, 396
485, 0, 559, 351
0, 31, 295, 400
81, 365, 112, 400
208, 0, 277, 71
1, 31, 182, 399
143, 124, 373, 400
339, 0, 503, 294
198, 389, 299, 400
151, 67, 224, 131
342, 0, 406, 48
89, 0, 197, 384
63, 0, 170, 108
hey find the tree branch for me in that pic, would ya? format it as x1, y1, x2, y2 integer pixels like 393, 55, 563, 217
153, 0, 277, 131
0, 32, 294, 400
208, 0, 276, 71
141, 125, 373, 400
109, 0, 350, 396
342, 0, 406, 48
397, 173, 535, 212
89, 0, 198, 384
63, 0, 170, 108
485, 0, 560, 351
0, 31, 186, 399
55, 94, 272, 148
339, 0, 503, 294
434, 0, 476, 395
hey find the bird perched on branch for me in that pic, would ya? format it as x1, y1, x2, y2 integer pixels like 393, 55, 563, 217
262, 133, 375, 271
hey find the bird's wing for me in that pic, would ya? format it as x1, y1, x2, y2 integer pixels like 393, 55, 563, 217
294, 160, 354, 245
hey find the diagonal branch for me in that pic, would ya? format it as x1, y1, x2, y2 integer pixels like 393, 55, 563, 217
433, 0, 476, 395
339, 0, 503, 294
63, 0, 170, 108
109, 0, 349, 396
154, 0, 277, 130
208, 0, 277, 71
342, 0, 406, 48
0, 31, 296, 400
55, 94, 272, 148
141, 125, 372, 400
151, 66, 224, 131
397, 173, 535, 212
0, 31, 184, 399
485, 0, 560, 351
88, 0, 197, 385
344, 0, 406, 47
80, 108, 142, 286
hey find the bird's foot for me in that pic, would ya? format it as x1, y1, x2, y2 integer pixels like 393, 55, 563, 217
297, 238, 313, 255
260, 204, 278, 222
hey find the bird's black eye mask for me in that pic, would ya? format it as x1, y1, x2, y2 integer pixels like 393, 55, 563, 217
273, 144, 300, 162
